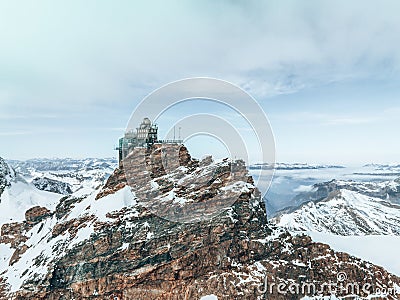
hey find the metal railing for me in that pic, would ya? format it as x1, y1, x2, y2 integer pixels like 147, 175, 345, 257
156, 139, 184, 144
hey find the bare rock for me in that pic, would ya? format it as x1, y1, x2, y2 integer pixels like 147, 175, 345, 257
25, 206, 52, 224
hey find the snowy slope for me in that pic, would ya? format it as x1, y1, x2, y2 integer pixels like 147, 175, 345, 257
273, 177, 400, 235
0, 186, 137, 293
0, 157, 61, 226
0, 154, 251, 293
272, 175, 400, 282
0, 177, 61, 227
274, 189, 400, 235
288, 178, 400, 208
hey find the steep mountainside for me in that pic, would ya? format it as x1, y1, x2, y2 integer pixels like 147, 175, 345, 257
273, 179, 400, 235
1, 150, 399, 299
0, 158, 61, 227
0, 158, 15, 197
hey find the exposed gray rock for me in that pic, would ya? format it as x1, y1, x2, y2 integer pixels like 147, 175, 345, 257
32, 177, 73, 195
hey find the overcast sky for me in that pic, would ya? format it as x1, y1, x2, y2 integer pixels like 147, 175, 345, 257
1, 1, 400, 164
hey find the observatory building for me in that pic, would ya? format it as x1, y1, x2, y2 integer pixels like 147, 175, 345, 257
116, 117, 182, 162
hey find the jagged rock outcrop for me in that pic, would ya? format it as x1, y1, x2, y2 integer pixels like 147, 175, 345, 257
0, 222, 28, 249
95, 164, 127, 200
0, 147, 399, 299
0, 206, 53, 262
25, 206, 52, 224
32, 177, 73, 195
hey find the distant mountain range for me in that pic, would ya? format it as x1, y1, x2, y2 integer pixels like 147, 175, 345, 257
253, 162, 400, 217
249, 162, 345, 170
273, 178, 400, 235
7, 158, 118, 173
7, 158, 117, 196
364, 163, 400, 170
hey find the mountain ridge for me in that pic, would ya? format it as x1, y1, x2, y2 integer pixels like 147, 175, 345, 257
1, 152, 399, 299
273, 178, 400, 235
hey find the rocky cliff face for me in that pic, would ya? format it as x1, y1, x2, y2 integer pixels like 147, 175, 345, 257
0, 158, 14, 197
0, 148, 399, 299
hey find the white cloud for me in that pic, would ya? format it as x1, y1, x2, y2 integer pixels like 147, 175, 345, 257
1, 0, 400, 110
272, 112, 381, 126
293, 185, 316, 193
323, 117, 380, 126
0, 131, 32, 136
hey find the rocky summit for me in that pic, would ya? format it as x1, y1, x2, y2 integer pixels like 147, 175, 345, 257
0, 147, 399, 299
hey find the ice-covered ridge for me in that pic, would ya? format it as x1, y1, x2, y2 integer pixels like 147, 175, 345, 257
274, 188, 400, 235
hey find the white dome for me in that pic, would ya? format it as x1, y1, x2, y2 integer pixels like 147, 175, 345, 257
142, 117, 151, 125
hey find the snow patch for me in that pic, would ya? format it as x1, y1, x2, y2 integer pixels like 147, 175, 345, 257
0, 180, 61, 226
66, 186, 137, 222
200, 294, 218, 300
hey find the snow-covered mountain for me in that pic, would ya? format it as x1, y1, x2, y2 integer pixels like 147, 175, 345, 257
364, 163, 400, 172
8, 158, 117, 173
354, 163, 400, 176
0, 157, 61, 227
2, 149, 399, 299
8, 158, 117, 196
254, 162, 400, 217
273, 178, 400, 235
